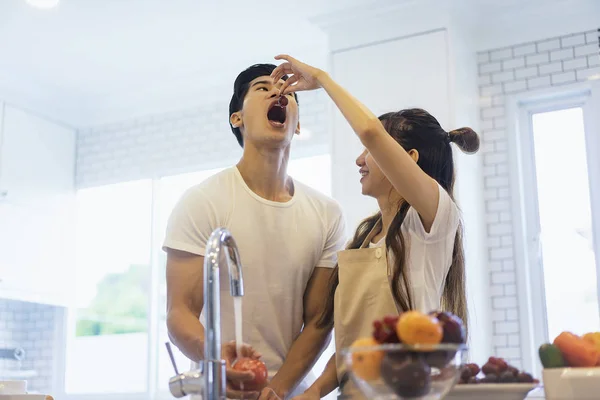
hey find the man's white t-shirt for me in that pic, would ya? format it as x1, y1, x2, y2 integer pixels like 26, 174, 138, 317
369, 183, 460, 314
163, 166, 346, 397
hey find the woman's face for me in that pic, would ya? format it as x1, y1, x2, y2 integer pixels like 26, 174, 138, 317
356, 149, 393, 198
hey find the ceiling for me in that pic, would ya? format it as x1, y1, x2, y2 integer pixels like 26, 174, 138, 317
1, 0, 382, 125
0, 0, 597, 127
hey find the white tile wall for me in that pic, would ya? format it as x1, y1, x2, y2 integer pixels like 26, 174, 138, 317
477, 29, 600, 368
0, 299, 58, 394
76, 91, 331, 188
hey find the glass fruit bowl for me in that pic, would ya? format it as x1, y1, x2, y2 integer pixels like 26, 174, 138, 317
342, 343, 468, 400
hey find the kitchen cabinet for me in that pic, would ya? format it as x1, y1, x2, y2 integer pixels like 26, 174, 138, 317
0, 103, 76, 209
0, 102, 76, 306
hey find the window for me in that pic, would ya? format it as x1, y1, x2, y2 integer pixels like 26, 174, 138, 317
512, 85, 600, 378
64, 154, 333, 398
66, 180, 153, 394
288, 154, 332, 196
530, 108, 598, 340
155, 167, 225, 393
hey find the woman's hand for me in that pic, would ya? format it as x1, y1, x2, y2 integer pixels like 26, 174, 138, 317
270, 55, 326, 95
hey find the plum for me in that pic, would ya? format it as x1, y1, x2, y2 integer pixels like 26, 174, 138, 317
499, 371, 518, 383
488, 356, 508, 372
480, 373, 498, 383
507, 365, 519, 377
460, 366, 473, 381
425, 349, 456, 369
517, 372, 534, 383
482, 362, 500, 376
466, 363, 481, 376
429, 311, 466, 344
381, 354, 431, 397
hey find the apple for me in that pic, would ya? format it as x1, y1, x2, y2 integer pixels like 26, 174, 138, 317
231, 358, 268, 391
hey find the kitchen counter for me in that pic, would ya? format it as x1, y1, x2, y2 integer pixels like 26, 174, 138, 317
335, 387, 547, 399
526, 387, 546, 398
447, 386, 546, 399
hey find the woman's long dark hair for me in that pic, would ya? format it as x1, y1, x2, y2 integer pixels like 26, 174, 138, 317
317, 108, 479, 334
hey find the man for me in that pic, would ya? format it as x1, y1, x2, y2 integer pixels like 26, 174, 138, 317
163, 63, 346, 399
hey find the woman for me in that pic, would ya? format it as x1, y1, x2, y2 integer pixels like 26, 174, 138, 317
269, 55, 480, 399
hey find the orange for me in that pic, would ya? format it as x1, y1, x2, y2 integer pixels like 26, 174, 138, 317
396, 311, 443, 345
350, 337, 384, 381
554, 331, 599, 367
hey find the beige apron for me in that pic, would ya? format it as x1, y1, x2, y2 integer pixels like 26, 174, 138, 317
334, 218, 399, 399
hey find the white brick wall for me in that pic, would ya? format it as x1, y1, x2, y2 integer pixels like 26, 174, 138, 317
0, 299, 58, 393
478, 29, 600, 367
76, 91, 331, 188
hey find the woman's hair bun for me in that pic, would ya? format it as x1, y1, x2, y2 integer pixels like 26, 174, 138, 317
449, 127, 480, 154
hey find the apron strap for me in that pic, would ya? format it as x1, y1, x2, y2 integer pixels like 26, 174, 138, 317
359, 216, 402, 313
359, 217, 383, 249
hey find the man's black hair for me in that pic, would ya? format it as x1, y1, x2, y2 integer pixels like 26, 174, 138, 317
228, 63, 299, 147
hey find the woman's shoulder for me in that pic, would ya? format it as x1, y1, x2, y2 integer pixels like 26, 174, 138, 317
403, 183, 460, 242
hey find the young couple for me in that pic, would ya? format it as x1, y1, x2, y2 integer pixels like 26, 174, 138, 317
163, 55, 479, 400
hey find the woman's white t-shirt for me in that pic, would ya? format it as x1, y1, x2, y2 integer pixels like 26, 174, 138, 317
369, 183, 460, 313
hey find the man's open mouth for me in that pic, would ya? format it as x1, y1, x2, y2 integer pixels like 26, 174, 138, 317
267, 101, 287, 126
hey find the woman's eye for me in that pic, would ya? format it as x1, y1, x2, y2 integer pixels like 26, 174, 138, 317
257, 87, 268, 91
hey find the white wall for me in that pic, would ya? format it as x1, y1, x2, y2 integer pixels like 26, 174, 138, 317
471, 0, 600, 51
447, 22, 491, 367
76, 90, 330, 188
0, 299, 58, 394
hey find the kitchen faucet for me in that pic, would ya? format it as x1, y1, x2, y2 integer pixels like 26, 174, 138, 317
166, 227, 245, 399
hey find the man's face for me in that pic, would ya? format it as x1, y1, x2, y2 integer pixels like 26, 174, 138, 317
230, 75, 300, 148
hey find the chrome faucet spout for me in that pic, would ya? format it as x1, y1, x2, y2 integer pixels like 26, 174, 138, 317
204, 228, 244, 399
168, 227, 245, 399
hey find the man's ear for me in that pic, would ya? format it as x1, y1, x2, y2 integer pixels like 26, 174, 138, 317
295, 121, 301, 135
230, 112, 242, 128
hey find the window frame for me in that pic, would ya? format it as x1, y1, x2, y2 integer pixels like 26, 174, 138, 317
54, 178, 155, 400
506, 81, 600, 379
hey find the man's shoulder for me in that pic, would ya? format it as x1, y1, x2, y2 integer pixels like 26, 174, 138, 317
294, 181, 344, 217
187, 167, 236, 193
177, 167, 236, 206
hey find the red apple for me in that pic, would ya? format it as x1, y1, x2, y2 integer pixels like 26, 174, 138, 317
231, 358, 268, 391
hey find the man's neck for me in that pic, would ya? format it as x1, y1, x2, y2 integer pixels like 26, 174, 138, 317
236, 143, 293, 202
